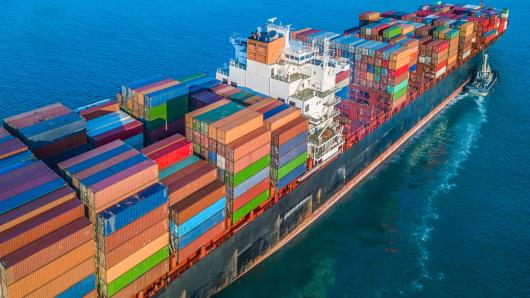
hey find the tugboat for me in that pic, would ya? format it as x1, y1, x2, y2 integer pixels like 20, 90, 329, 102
466, 53, 497, 96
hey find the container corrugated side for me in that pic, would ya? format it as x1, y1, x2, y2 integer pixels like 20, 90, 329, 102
98, 205, 167, 253
0, 218, 93, 285
177, 222, 224, 264
103, 247, 169, 297
0, 186, 75, 233
2, 240, 94, 297
111, 259, 169, 298
24, 257, 95, 298
171, 180, 225, 224
100, 219, 167, 269
55, 273, 96, 298
0, 199, 84, 258
97, 183, 168, 236
101, 233, 169, 283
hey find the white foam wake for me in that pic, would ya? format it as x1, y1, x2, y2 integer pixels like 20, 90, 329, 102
403, 93, 487, 294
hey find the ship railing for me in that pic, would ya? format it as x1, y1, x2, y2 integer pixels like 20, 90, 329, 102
216, 68, 229, 77
271, 73, 308, 83
229, 58, 247, 70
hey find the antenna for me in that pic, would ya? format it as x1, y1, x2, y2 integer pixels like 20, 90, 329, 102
268, 17, 277, 24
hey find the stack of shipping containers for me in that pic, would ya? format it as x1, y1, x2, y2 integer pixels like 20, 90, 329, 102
57, 140, 163, 297
0, 126, 96, 297
0, 127, 33, 169
3, 103, 87, 164
142, 135, 226, 265
95, 183, 169, 297
119, 75, 187, 144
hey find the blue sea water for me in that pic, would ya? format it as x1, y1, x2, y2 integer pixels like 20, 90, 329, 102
1, 0, 529, 297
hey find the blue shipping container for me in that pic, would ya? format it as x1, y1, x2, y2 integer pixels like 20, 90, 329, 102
278, 131, 309, 156
278, 142, 307, 168
263, 104, 290, 119
80, 153, 147, 186
276, 163, 306, 189
0, 178, 65, 215
65, 144, 131, 176
177, 197, 226, 236
97, 183, 168, 236
178, 209, 225, 249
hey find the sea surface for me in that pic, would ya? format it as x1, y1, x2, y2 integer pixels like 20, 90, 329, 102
1, 0, 529, 297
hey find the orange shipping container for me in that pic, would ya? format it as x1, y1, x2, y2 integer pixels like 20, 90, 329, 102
85, 159, 158, 213
264, 107, 301, 131
24, 258, 95, 298
226, 143, 271, 174
225, 128, 271, 161
83, 290, 98, 298
0, 199, 84, 258
3, 240, 94, 297
0, 218, 93, 285
101, 233, 169, 283
217, 110, 263, 144
208, 109, 252, 139
100, 219, 168, 269
98, 204, 167, 253
0, 186, 75, 233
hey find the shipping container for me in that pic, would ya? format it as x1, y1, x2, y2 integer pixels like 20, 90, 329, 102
0, 218, 93, 285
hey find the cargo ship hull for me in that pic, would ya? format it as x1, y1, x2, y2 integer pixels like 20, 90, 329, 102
157, 50, 483, 298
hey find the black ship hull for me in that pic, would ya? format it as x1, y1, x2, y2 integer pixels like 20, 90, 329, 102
157, 52, 483, 298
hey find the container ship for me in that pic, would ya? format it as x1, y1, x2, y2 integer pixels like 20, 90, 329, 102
0, 3, 508, 298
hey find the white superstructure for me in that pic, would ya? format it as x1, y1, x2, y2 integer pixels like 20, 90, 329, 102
217, 19, 348, 168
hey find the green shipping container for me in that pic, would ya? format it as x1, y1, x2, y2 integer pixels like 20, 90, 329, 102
383, 26, 401, 39
275, 152, 307, 180
146, 96, 188, 122
226, 154, 270, 187
392, 85, 407, 101
106, 246, 169, 297
232, 189, 270, 224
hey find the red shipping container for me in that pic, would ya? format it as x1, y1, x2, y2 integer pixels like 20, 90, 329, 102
394, 63, 410, 78
148, 139, 192, 170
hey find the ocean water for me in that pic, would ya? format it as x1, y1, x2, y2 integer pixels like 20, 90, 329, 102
1, 0, 529, 297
